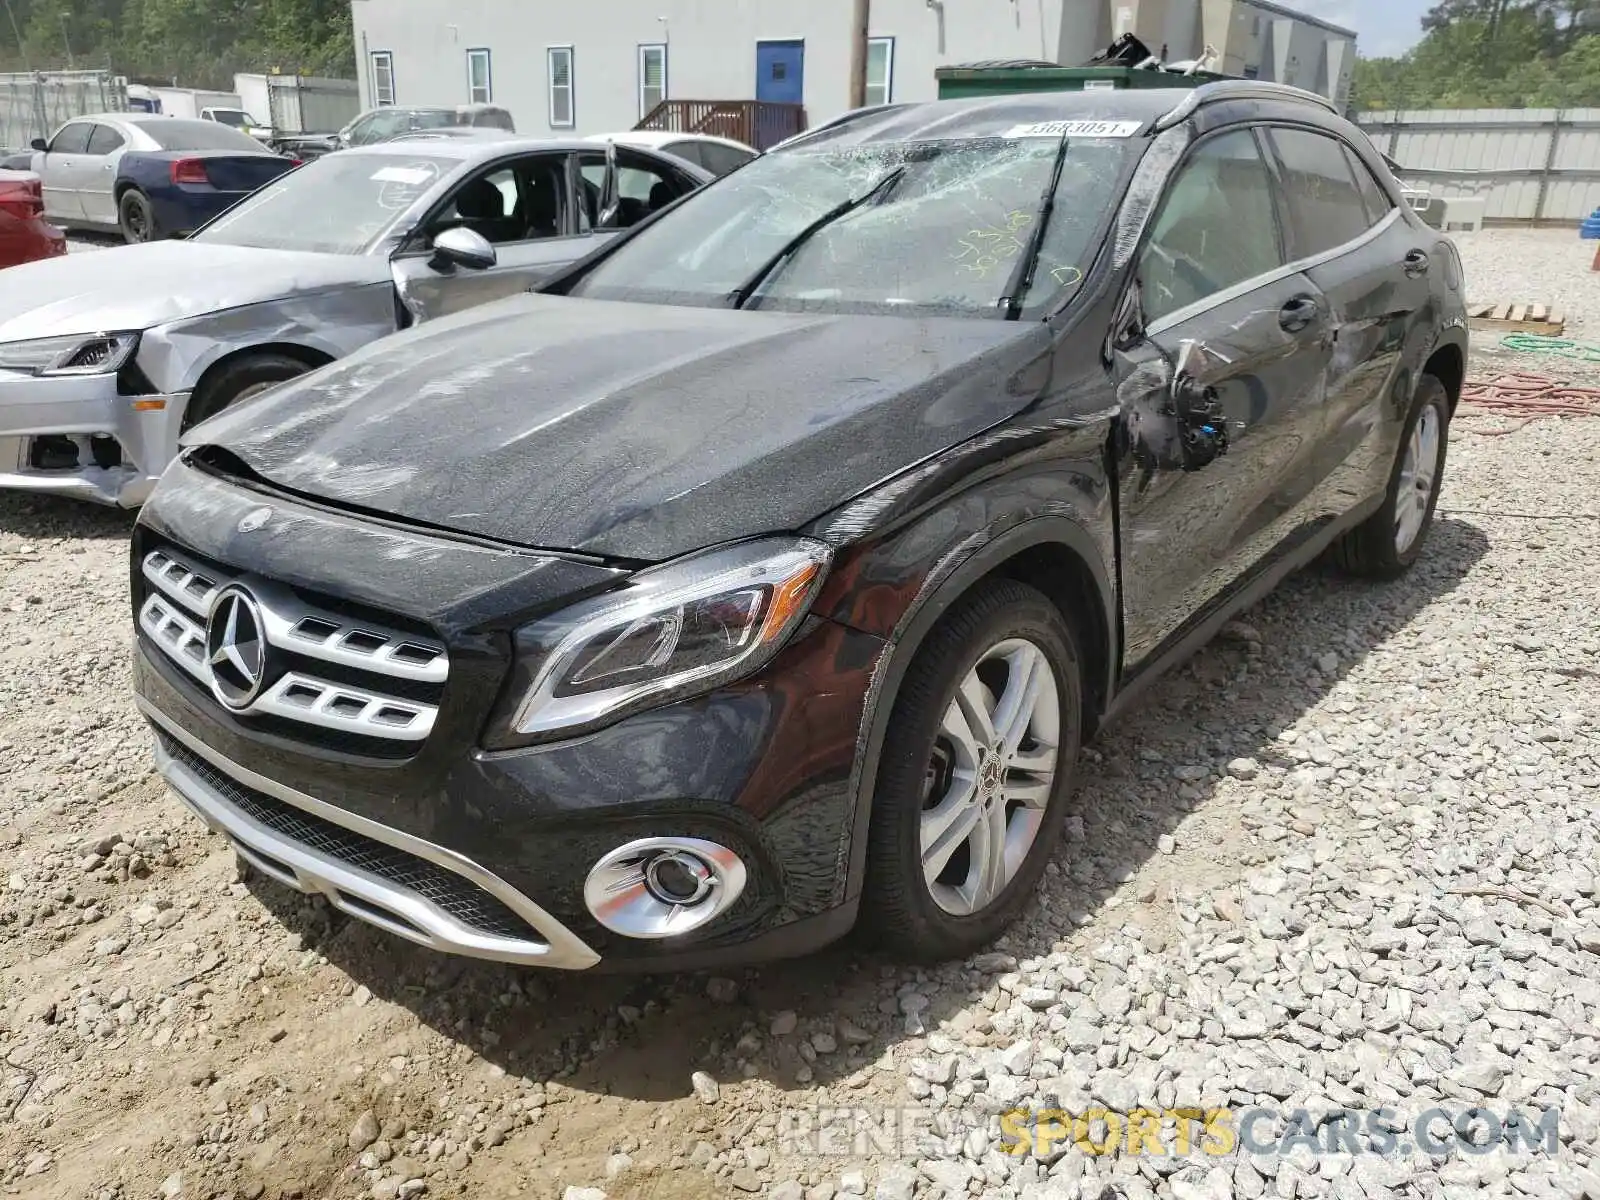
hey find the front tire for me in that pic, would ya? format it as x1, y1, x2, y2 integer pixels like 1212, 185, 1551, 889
863, 579, 1083, 962
1332, 373, 1451, 580
118, 189, 158, 244
182, 352, 311, 432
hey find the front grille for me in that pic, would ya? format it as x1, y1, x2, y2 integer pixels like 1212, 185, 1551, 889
137, 542, 448, 756
160, 733, 534, 941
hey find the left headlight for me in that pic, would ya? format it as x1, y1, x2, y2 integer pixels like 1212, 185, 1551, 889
0, 332, 139, 377
506, 537, 833, 742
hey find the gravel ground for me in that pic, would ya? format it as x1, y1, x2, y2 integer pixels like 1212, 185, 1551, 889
4, 229, 1598, 1200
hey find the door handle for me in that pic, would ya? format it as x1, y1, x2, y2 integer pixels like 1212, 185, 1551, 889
1404, 249, 1430, 277
1279, 294, 1320, 333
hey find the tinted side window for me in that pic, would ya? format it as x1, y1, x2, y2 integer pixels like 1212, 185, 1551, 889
699, 143, 755, 176
663, 140, 705, 168
1343, 144, 1394, 226
1267, 127, 1371, 257
87, 124, 126, 155
1140, 128, 1285, 324
49, 123, 93, 154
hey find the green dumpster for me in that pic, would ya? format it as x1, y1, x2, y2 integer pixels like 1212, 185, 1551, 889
936, 60, 1233, 102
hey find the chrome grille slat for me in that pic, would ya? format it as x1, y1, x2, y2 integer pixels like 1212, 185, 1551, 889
138, 547, 449, 748
138, 595, 209, 682
254, 590, 447, 683
256, 672, 434, 741
143, 550, 220, 618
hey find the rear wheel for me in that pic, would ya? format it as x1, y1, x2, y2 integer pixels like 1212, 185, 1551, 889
863, 579, 1083, 962
182, 352, 312, 432
118, 189, 157, 244
1332, 373, 1450, 579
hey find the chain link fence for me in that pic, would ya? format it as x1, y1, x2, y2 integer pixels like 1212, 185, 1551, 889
0, 70, 128, 153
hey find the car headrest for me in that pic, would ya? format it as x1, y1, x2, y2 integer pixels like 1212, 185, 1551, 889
456, 178, 504, 221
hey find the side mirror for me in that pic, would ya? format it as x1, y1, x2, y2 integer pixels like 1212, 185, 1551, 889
1169, 339, 1229, 471
430, 226, 497, 271
30, 138, 47, 152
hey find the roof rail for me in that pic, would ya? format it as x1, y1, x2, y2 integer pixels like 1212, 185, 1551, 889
1155, 79, 1336, 130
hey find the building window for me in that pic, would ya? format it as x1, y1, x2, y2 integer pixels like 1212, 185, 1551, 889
866, 37, 894, 107
371, 51, 395, 106
548, 45, 574, 128
467, 48, 492, 104
639, 43, 667, 119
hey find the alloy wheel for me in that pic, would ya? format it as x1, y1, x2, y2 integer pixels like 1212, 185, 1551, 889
919, 638, 1061, 916
1394, 403, 1442, 554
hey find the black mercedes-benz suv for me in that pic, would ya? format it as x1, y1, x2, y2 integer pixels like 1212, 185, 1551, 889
130, 82, 1467, 971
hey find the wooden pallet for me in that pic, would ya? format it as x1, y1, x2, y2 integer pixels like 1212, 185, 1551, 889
1467, 302, 1565, 336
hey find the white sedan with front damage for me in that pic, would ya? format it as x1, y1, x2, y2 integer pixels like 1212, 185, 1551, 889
0, 135, 709, 505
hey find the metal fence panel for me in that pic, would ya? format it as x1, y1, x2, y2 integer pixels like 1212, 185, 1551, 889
1358, 107, 1600, 223
0, 70, 128, 153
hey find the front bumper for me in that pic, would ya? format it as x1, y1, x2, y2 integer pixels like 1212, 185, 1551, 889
0, 368, 185, 505
145, 699, 601, 968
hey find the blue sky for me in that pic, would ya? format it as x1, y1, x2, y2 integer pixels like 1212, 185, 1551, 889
1273, 0, 1433, 57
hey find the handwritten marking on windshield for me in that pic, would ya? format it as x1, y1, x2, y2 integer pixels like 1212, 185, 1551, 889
953, 211, 1032, 278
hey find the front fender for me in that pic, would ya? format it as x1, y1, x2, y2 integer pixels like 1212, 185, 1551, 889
136, 284, 398, 393
807, 448, 1118, 905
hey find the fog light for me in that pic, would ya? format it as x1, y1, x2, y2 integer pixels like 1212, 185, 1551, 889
583, 837, 746, 939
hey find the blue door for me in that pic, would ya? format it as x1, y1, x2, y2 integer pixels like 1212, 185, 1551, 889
756, 40, 805, 105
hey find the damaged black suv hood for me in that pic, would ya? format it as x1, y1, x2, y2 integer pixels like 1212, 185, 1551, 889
186, 293, 1045, 561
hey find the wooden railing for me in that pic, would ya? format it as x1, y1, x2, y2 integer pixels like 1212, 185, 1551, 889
635, 100, 806, 151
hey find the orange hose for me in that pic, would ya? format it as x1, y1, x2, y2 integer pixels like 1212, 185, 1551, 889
1459, 372, 1600, 417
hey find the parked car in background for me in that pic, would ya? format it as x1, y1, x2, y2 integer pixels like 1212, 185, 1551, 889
0, 136, 712, 506
126, 83, 1467, 972
24, 114, 298, 243
0, 170, 65, 268
338, 104, 516, 149
200, 106, 275, 142
588, 130, 757, 176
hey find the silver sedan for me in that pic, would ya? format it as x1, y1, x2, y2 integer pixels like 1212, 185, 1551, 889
0, 136, 711, 506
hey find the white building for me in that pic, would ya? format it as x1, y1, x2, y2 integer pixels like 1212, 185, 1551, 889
348, 0, 1356, 144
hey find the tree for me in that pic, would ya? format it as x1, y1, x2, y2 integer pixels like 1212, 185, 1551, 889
1354, 1, 1600, 109
0, 0, 355, 87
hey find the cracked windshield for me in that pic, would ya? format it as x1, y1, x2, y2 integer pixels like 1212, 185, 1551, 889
568, 134, 1138, 316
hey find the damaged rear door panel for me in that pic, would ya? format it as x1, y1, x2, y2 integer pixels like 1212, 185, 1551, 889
1262, 125, 1442, 511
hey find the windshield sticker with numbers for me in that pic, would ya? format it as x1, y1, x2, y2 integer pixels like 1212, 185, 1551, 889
1002, 120, 1145, 139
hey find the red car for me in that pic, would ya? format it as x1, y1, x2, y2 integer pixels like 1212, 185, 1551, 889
0, 170, 66, 268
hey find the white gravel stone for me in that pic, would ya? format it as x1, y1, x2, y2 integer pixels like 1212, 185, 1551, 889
690, 1071, 721, 1103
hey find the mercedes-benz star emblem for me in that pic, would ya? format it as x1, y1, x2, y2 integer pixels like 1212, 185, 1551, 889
205, 586, 268, 711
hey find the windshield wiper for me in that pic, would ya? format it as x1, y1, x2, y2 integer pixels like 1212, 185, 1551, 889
727, 165, 907, 310
997, 131, 1072, 320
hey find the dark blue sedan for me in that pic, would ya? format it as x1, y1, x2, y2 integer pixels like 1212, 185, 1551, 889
26, 113, 297, 244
